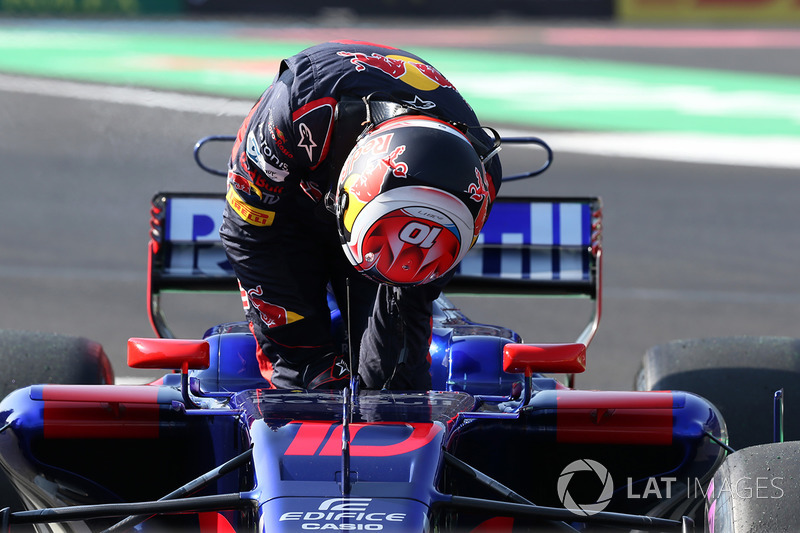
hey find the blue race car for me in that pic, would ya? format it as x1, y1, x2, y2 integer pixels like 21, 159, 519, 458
1, 136, 795, 533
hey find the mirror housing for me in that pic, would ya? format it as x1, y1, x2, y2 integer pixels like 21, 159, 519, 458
503, 343, 586, 376
128, 338, 210, 372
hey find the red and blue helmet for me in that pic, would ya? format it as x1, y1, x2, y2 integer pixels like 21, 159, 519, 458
335, 115, 493, 286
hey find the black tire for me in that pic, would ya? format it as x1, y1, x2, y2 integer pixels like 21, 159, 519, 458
707, 441, 800, 533
0, 330, 114, 522
635, 337, 800, 451
0, 330, 114, 399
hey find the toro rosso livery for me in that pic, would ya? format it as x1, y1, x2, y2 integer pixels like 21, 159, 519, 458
220, 41, 503, 391
0, 134, 797, 533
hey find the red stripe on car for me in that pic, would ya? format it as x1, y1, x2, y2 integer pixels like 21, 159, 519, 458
556, 391, 674, 445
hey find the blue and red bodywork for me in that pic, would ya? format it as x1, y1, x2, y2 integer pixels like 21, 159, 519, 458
0, 184, 728, 531
0, 306, 726, 532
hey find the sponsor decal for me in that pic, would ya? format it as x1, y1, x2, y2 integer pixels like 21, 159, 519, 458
228, 170, 263, 200
292, 98, 336, 168
237, 150, 258, 180
298, 122, 318, 160
226, 187, 276, 227
246, 130, 269, 173
342, 175, 379, 233
277, 498, 406, 531
335, 359, 348, 377
246, 285, 303, 328
268, 111, 293, 160
340, 135, 406, 233
246, 130, 290, 183
341, 142, 408, 231
234, 151, 287, 198
337, 51, 457, 92
381, 146, 407, 178
341, 133, 394, 178
401, 95, 437, 110
467, 167, 489, 203
467, 167, 491, 241
260, 193, 281, 205
258, 161, 290, 183
307, 358, 350, 389
163, 197, 224, 243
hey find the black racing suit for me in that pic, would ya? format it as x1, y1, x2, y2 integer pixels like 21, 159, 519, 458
219, 41, 501, 390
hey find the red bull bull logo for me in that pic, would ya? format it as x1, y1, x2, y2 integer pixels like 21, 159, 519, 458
337, 51, 457, 92
228, 168, 262, 200
383, 146, 408, 179
467, 167, 491, 240
342, 144, 409, 232
348, 172, 381, 204
467, 167, 489, 203
342, 166, 382, 233
246, 285, 303, 329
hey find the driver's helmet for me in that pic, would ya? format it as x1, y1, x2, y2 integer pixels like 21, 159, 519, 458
335, 115, 493, 286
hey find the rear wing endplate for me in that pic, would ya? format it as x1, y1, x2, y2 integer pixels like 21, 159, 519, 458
147, 193, 236, 338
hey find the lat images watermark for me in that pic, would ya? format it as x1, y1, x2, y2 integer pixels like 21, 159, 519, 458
557, 459, 614, 516
558, 459, 785, 516
627, 475, 785, 501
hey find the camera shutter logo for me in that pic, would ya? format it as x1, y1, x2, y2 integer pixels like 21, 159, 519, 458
557, 459, 614, 516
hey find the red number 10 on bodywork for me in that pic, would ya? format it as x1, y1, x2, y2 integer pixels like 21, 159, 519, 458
283, 421, 443, 457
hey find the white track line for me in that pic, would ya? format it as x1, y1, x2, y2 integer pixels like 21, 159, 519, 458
503, 129, 800, 170
0, 73, 253, 117
3, 73, 800, 170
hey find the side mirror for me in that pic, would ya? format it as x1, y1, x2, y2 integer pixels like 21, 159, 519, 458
128, 338, 210, 372
503, 343, 586, 405
128, 338, 210, 409
503, 343, 586, 376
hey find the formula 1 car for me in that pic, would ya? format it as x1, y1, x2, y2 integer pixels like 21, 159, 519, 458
1, 136, 799, 533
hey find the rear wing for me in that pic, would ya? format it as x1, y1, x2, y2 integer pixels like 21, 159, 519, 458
148, 194, 602, 346
449, 196, 602, 347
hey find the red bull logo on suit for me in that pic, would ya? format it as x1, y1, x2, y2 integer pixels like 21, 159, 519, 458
337, 51, 457, 92
246, 285, 303, 328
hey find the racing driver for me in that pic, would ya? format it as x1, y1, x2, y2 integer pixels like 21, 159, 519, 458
220, 41, 502, 391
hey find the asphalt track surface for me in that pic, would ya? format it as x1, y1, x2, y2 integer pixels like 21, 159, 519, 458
1, 19, 799, 390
